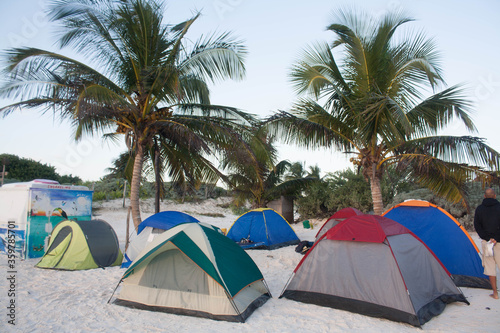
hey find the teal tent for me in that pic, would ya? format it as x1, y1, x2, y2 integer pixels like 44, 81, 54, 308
113, 223, 271, 322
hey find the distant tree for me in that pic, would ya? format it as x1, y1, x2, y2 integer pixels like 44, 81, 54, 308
58, 174, 83, 185
296, 166, 413, 218
0, 154, 59, 181
104, 152, 133, 181
285, 161, 306, 180
0, 153, 81, 184
324, 169, 376, 213
307, 165, 322, 179
221, 126, 316, 208
295, 180, 331, 217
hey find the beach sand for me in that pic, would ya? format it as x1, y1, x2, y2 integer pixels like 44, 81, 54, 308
1, 197, 499, 332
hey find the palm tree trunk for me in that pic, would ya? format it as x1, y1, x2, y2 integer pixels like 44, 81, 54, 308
369, 174, 384, 215
154, 145, 160, 214
130, 143, 145, 230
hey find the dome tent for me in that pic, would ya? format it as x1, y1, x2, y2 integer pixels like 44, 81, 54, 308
113, 223, 271, 322
36, 219, 123, 270
122, 211, 200, 268
315, 207, 363, 241
281, 214, 469, 327
383, 200, 490, 289
137, 210, 200, 234
226, 208, 300, 249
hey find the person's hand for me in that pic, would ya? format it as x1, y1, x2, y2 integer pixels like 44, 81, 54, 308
489, 238, 497, 245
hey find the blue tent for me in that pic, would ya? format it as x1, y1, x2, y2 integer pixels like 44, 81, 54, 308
137, 211, 199, 234
383, 200, 490, 289
226, 208, 300, 249
121, 211, 200, 268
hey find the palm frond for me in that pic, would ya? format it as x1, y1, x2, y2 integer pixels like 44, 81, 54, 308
180, 31, 247, 83
406, 85, 475, 136
289, 42, 349, 98
265, 103, 355, 152
393, 136, 500, 170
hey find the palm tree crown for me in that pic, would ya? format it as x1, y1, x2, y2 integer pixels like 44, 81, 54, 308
1, 0, 252, 227
267, 8, 500, 214
221, 126, 316, 208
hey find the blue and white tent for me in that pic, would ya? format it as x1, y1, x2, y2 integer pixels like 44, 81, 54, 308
137, 211, 200, 233
122, 211, 200, 268
226, 208, 300, 249
383, 200, 490, 289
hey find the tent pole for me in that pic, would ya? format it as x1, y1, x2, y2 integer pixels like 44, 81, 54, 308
107, 279, 122, 304
262, 279, 273, 298
223, 289, 244, 322
279, 273, 295, 298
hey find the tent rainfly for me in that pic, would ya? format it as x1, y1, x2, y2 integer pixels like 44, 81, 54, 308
315, 207, 363, 241
112, 223, 271, 322
281, 214, 469, 327
383, 200, 490, 289
226, 208, 300, 249
36, 219, 123, 270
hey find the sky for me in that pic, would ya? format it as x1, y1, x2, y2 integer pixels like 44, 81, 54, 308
0, 0, 499, 182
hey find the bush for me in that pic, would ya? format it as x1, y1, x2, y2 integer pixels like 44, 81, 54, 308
295, 167, 416, 220
295, 181, 331, 218
85, 178, 128, 201
92, 191, 107, 201
86, 177, 228, 202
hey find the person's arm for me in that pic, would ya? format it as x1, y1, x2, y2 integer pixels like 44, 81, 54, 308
474, 207, 489, 241
494, 209, 500, 243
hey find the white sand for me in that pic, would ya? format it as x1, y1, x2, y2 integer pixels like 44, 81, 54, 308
1, 197, 499, 332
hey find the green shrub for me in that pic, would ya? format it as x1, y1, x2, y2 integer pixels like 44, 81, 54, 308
295, 167, 414, 219
93, 191, 107, 201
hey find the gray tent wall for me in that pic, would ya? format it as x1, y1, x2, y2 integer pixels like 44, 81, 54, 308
75, 220, 120, 267
281, 233, 468, 327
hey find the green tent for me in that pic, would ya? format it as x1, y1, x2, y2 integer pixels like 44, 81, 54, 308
112, 223, 271, 322
36, 219, 123, 270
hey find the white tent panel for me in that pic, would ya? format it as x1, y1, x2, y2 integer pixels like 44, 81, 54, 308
119, 247, 237, 316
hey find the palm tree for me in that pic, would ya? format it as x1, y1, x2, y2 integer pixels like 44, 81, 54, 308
104, 151, 133, 180
221, 126, 316, 208
307, 165, 322, 179
0, 0, 252, 228
145, 132, 228, 208
266, 8, 500, 214
285, 161, 306, 181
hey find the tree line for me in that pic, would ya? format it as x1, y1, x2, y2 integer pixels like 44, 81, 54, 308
0, 153, 81, 185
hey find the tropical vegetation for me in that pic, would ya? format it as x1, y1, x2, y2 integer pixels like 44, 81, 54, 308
296, 166, 415, 218
0, 0, 252, 228
220, 126, 317, 208
2, 3, 499, 226
266, 8, 500, 214
0, 153, 82, 184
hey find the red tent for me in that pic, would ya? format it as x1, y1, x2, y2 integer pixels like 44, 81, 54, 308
315, 207, 362, 241
281, 214, 469, 327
